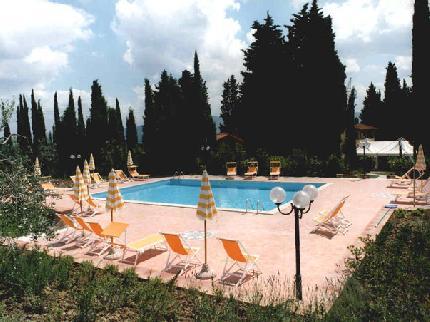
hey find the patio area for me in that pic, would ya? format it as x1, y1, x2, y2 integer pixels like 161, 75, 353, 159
34, 176, 412, 300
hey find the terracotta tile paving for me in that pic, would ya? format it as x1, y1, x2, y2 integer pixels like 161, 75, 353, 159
35, 176, 422, 301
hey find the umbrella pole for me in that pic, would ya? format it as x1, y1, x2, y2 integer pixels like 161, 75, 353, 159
413, 165, 416, 208
80, 200, 83, 213
204, 219, 207, 266
110, 208, 114, 248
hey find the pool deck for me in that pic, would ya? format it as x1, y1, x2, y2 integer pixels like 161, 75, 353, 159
31, 175, 421, 301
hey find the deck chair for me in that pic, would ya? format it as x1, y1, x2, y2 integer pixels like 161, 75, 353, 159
91, 173, 106, 187
115, 169, 131, 183
313, 196, 351, 235
121, 234, 166, 266
68, 195, 97, 216
226, 162, 237, 177
244, 161, 258, 179
73, 215, 96, 248
217, 238, 261, 286
41, 181, 56, 191
86, 222, 112, 256
393, 166, 426, 184
56, 213, 82, 242
269, 161, 281, 180
160, 232, 201, 274
128, 167, 150, 181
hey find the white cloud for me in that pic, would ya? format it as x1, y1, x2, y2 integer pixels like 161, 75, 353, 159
291, 0, 308, 9
323, 0, 412, 42
395, 55, 412, 71
0, 0, 94, 98
344, 58, 360, 73
113, 0, 246, 115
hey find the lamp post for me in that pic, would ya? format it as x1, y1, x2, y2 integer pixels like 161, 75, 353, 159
270, 185, 318, 300
201, 142, 210, 170
70, 154, 81, 171
361, 138, 370, 178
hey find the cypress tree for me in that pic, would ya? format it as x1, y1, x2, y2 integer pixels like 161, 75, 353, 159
76, 96, 86, 154
382, 62, 402, 140
192, 53, 216, 151
53, 91, 60, 144
240, 14, 289, 153
31, 89, 38, 147
287, 1, 347, 156
220, 75, 240, 134
360, 83, 383, 128
143, 79, 156, 155
126, 108, 138, 150
114, 98, 125, 144
400, 80, 412, 140
87, 80, 109, 165
19, 95, 33, 154
1, 102, 11, 143
344, 87, 357, 168
16, 96, 22, 147
412, 0, 430, 148
59, 88, 78, 174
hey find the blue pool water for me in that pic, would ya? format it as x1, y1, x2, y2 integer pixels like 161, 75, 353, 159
93, 179, 325, 212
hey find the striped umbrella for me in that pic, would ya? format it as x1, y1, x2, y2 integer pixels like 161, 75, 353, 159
196, 170, 217, 279
127, 150, 134, 167
415, 145, 426, 171
89, 153, 95, 171
74, 166, 89, 212
34, 157, 41, 176
106, 168, 124, 222
83, 160, 92, 185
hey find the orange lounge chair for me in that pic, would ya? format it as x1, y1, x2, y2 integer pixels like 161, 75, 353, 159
128, 166, 150, 180
269, 161, 281, 180
41, 181, 56, 191
86, 222, 113, 256
121, 234, 166, 266
68, 194, 98, 216
226, 162, 237, 177
217, 238, 261, 286
115, 169, 131, 183
313, 196, 351, 235
56, 213, 82, 242
160, 232, 201, 274
244, 161, 258, 179
91, 173, 106, 187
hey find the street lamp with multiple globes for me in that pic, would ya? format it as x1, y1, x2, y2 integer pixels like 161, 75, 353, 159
269, 184, 319, 300
361, 138, 371, 178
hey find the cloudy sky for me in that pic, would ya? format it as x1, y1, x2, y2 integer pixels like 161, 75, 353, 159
0, 0, 413, 131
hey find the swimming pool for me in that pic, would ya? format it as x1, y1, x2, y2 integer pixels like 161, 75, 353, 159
93, 179, 325, 213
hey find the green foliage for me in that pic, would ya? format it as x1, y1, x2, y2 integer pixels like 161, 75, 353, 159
0, 150, 56, 238
126, 108, 138, 150
388, 156, 414, 175
360, 82, 382, 128
328, 209, 430, 321
220, 75, 240, 134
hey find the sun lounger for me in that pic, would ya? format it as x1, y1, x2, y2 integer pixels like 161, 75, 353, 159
56, 213, 81, 242
86, 222, 112, 256
68, 194, 97, 216
128, 167, 150, 181
226, 162, 237, 177
160, 232, 201, 274
244, 161, 258, 179
115, 169, 131, 183
313, 196, 351, 235
217, 238, 261, 286
41, 181, 56, 191
91, 173, 106, 187
73, 215, 97, 248
269, 161, 281, 180
121, 234, 165, 266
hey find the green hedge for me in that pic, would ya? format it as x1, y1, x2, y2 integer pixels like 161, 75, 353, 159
328, 209, 430, 321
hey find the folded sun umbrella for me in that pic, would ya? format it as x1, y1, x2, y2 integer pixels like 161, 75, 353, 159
413, 145, 426, 207
106, 168, 124, 222
196, 170, 217, 279
74, 166, 89, 212
89, 153, 95, 171
127, 150, 134, 167
34, 157, 41, 176
83, 160, 92, 186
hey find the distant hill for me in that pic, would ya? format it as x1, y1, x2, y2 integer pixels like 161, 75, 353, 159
137, 116, 221, 143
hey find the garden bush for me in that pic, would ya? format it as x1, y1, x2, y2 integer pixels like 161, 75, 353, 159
388, 156, 414, 176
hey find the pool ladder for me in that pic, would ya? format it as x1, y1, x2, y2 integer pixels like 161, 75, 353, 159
173, 170, 183, 180
245, 199, 263, 214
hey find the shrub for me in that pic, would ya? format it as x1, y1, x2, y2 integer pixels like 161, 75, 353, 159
388, 156, 414, 176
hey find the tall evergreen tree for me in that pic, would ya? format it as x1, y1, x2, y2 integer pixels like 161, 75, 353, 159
1, 102, 11, 143
17, 95, 32, 154
412, 0, 430, 149
192, 53, 216, 151
53, 91, 60, 144
360, 83, 383, 128
87, 80, 109, 166
114, 98, 125, 144
126, 108, 138, 150
344, 87, 357, 168
143, 78, 156, 155
400, 80, 412, 139
220, 75, 240, 134
381, 62, 402, 140
287, 1, 347, 156
31, 89, 38, 148
59, 88, 78, 174
77, 96, 86, 154
240, 14, 289, 153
